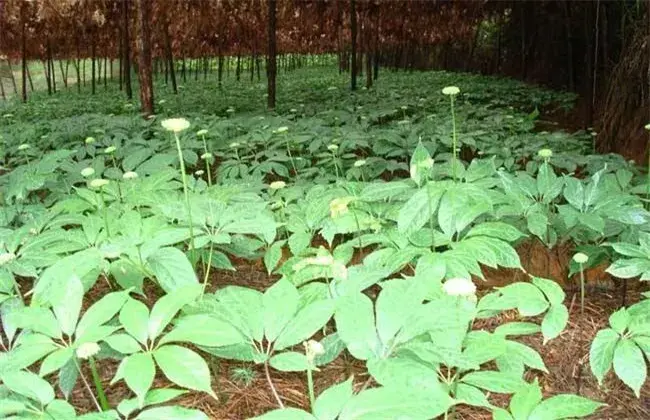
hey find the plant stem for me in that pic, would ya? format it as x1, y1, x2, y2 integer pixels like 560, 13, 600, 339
264, 359, 284, 409
173, 133, 195, 249
202, 243, 214, 296
74, 359, 102, 412
89, 357, 109, 411
285, 135, 297, 176
450, 95, 458, 182
579, 263, 585, 314
306, 368, 315, 410
99, 188, 110, 237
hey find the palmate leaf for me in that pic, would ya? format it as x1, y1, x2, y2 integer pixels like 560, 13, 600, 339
613, 338, 647, 397
589, 328, 619, 385
147, 247, 199, 293
153, 345, 215, 397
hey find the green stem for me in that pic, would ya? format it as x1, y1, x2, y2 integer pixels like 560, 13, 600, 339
111, 156, 123, 202
73, 359, 102, 412
307, 368, 316, 410
89, 357, 109, 411
580, 263, 585, 315
173, 133, 195, 249
202, 243, 214, 296
100, 188, 110, 237
285, 135, 297, 176
450, 96, 458, 182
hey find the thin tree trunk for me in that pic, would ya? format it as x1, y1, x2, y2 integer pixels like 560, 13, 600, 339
104, 56, 108, 88
59, 60, 68, 87
136, 0, 154, 116
91, 32, 96, 94
181, 56, 186, 82
267, 0, 277, 109
43, 60, 52, 95
236, 53, 241, 81
6, 60, 17, 94
562, 1, 574, 90
123, 0, 133, 100
20, 0, 27, 102
48, 40, 56, 93
218, 48, 224, 88
164, 18, 178, 94
26, 65, 34, 91
0, 72, 5, 100
75, 37, 81, 93
350, 0, 358, 90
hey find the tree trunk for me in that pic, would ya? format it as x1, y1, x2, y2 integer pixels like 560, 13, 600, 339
164, 18, 178, 94
6, 60, 17, 95
267, 0, 277, 109
123, 0, 133, 100
20, 0, 27, 102
91, 32, 96, 94
136, 0, 154, 116
43, 60, 52, 95
236, 53, 241, 81
218, 49, 224, 88
104, 56, 108, 88
59, 60, 68, 88
181, 56, 186, 82
0, 71, 5, 100
75, 37, 81, 93
350, 0, 358, 90
562, 1, 575, 91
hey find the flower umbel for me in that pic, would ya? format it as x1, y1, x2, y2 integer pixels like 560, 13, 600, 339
329, 197, 353, 218
303, 340, 325, 364
81, 167, 96, 178
122, 171, 138, 180
538, 149, 553, 159
269, 181, 286, 190
573, 253, 589, 264
161, 118, 190, 133
0, 252, 16, 266
442, 86, 460, 96
89, 179, 109, 189
443, 278, 477, 297
76, 342, 101, 360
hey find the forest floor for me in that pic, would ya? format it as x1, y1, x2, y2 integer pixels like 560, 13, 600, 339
68, 261, 650, 420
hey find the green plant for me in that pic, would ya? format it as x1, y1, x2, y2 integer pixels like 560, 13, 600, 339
589, 296, 650, 397
573, 252, 589, 314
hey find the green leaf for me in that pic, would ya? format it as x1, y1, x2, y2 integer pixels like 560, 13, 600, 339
288, 231, 312, 255
118, 388, 188, 417
251, 408, 316, 420
527, 212, 548, 242
135, 406, 209, 420
589, 328, 619, 385
124, 353, 156, 407
493, 408, 515, 420
263, 279, 299, 343
510, 381, 543, 420
334, 293, 377, 360
148, 284, 201, 341
105, 333, 143, 354
120, 298, 150, 344
494, 322, 541, 337
609, 308, 631, 334
455, 383, 491, 408
32, 248, 104, 305
39, 347, 74, 377
50, 275, 84, 337
154, 345, 214, 396
528, 394, 604, 420
264, 242, 285, 275
45, 399, 77, 419
531, 277, 565, 306
274, 300, 334, 350
397, 187, 433, 235
76, 291, 128, 342
461, 371, 525, 393
313, 378, 354, 420
541, 304, 568, 344
607, 258, 650, 279
613, 338, 646, 397
504, 340, 548, 373
339, 386, 453, 420
270, 351, 310, 372
7, 306, 61, 339
147, 247, 199, 293
58, 357, 79, 399
2, 370, 55, 405
410, 141, 432, 186
465, 222, 525, 242
314, 333, 346, 367
160, 314, 246, 347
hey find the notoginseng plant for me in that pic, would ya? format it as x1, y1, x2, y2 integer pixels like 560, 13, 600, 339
250, 267, 600, 419
0, 277, 129, 406
104, 285, 221, 406
190, 279, 336, 408
589, 295, 650, 398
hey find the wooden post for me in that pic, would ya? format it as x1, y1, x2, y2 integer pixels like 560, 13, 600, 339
136, 0, 154, 116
